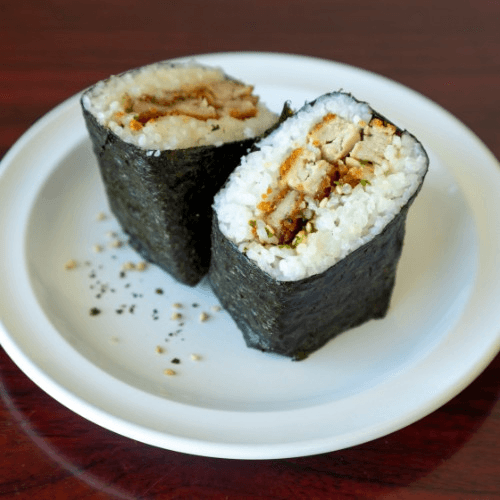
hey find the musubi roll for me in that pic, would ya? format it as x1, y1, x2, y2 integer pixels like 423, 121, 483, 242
81, 61, 279, 285
210, 92, 429, 359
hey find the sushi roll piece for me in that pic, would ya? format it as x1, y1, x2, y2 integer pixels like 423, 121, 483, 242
210, 92, 429, 360
81, 61, 279, 285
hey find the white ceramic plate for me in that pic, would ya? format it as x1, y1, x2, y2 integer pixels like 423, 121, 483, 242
1, 53, 499, 460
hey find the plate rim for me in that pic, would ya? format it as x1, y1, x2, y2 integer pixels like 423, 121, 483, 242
1, 51, 499, 459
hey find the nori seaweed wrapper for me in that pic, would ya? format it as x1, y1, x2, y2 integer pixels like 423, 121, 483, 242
209, 188, 419, 360
208, 93, 429, 360
81, 96, 290, 286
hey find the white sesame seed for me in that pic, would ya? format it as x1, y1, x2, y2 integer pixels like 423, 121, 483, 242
199, 312, 209, 322
171, 312, 182, 321
163, 368, 176, 376
109, 239, 123, 248
136, 261, 148, 271
190, 354, 201, 361
64, 259, 77, 270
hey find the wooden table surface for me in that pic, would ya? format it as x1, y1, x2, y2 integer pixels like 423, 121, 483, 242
1, 1, 499, 498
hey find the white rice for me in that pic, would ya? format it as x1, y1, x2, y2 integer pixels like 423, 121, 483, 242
214, 92, 428, 281
81, 60, 277, 150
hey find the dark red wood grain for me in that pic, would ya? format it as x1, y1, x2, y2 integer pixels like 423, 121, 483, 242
1, 1, 499, 498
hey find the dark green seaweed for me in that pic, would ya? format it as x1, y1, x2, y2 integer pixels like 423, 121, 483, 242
81, 101, 290, 286
208, 94, 429, 360
209, 191, 419, 360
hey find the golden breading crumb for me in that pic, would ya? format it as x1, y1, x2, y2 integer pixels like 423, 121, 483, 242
64, 259, 77, 270
129, 119, 143, 131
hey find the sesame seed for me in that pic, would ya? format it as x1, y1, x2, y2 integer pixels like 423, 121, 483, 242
64, 259, 77, 270
172, 303, 183, 309
190, 354, 201, 361
155, 346, 165, 354
171, 312, 182, 321
92, 244, 104, 253
121, 261, 135, 271
109, 239, 123, 248
199, 312, 209, 322
211, 305, 222, 312
96, 212, 107, 221
136, 261, 148, 271
163, 369, 176, 376
106, 231, 117, 238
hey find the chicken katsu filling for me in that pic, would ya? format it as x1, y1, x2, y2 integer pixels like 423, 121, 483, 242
113, 80, 260, 131
251, 115, 400, 246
